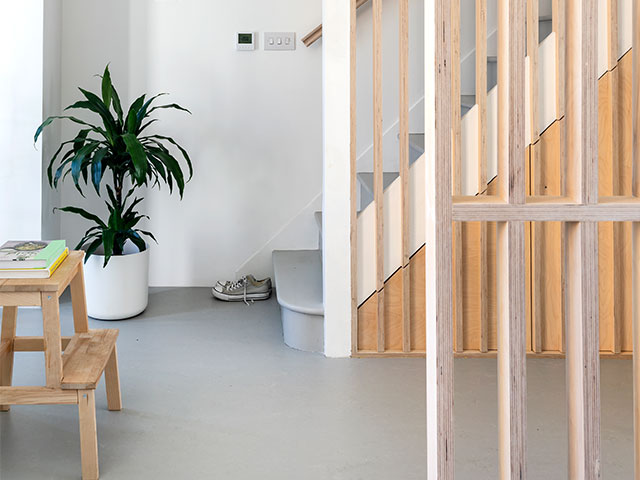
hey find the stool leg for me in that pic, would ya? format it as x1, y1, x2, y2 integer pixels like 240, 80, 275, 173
0, 306, 18, 411
78, 389, 99, 480
70, 266, 90, 333
104, 345, 122, 411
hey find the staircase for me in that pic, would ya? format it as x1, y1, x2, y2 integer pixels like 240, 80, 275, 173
275, 0, 635, 355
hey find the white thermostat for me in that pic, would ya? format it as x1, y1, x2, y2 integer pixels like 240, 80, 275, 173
236, 32, 256, 51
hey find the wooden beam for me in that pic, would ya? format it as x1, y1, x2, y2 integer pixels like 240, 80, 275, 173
0, 387, 78, 405
0, 306, 17, 411
425, 0, 454, 478
41, 292, 63, 388
399, 0, 411, 353
302, 0, 370, 47
373, 0, 385, 353
350, 0, 359, 355
565, 0, 601, 477
497, 0, 526, 205
451, 0, 464, 354
452, 200, 640, 222
497, 0, 526, 476
476, 0, 489, 353
13, 336, 73, 352
632, 1, 640, 477
497, 221, 527, 480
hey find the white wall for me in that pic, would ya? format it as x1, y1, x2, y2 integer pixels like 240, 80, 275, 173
56, 0, 323, 286
0, 1, 44, 240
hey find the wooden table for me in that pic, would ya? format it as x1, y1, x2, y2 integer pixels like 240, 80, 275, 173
0, 251, 122, 480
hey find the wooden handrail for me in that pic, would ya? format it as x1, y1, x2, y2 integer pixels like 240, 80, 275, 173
302, 0, 370, 47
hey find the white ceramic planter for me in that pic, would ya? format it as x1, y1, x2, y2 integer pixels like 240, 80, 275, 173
84, 242, 149, 320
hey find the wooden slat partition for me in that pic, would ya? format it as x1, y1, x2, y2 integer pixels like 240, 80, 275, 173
425, 0, 454, 477
372, 0, 384, 353
350, 0, 358, 354
476, 0, 489, 353
497, 0, 527, 477
566, 0, 601, 478
632, 0, 640, 476
452, 0, 464, 353
399, 0, 411, 352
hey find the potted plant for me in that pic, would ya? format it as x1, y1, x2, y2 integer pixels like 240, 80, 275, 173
35, 65, 192, 320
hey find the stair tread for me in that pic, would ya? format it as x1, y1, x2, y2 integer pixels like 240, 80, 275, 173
61, 329, 118, 390
273, 250, 324, 316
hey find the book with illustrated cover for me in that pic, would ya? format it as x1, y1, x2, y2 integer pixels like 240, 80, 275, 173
0, 248, 69, 279
0, 240, 66, 269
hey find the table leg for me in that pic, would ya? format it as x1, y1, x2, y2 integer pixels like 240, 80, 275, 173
0, 306, 17, 411
41, 293, 63, 388
70, 266, 90, 333
78, 389, 99, 480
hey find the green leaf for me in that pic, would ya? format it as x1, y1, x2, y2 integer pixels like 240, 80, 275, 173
91, 148, 108, 194
83, 238, 103, 263
138, 230, 158, 244
102, 229, 115, 267
144, 135, 193, 180
46, 139, 75, 186
57, 206, 107, 228
126, 94, 146, 133
35, 115, 108, 143
148, 146, 184, 196
73, 129, 90, 153
101, 65, 112, 109
128, 231, 147, 252
122, 133, 148, 184
111, 86, 124, 124
148, 103, 192, 116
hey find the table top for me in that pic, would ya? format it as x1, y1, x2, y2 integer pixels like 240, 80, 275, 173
0, 250, 84, 293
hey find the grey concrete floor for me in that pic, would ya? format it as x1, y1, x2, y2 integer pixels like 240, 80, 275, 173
0, 288, 634, 479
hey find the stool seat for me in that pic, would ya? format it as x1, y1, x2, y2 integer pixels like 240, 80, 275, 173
62, 329, 119, 390
0, 251, 84, 293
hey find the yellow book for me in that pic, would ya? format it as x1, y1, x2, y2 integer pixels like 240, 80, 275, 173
0, 248, 68, 279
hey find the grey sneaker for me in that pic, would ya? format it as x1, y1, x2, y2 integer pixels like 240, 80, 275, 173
216, 274, 271, 289
212, 275, 272, 303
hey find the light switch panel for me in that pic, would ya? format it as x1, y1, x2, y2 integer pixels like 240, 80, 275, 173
264, 32, 296, 51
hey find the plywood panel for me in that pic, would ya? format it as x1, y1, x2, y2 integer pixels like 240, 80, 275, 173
410, 247, 426, 352
531, 120, 565, 353
383, 268, 404, 352
357, 294, 378, 352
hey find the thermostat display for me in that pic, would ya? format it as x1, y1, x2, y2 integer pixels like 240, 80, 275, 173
236, 32, 256, 51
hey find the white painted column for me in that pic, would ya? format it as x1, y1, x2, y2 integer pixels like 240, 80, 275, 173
322, 0, 352, 358
0, 0, 44, 240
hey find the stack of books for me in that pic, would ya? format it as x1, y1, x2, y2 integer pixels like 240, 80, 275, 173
0, 240, 69, 279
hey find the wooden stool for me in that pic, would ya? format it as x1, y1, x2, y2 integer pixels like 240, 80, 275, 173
0, 251, 122, 480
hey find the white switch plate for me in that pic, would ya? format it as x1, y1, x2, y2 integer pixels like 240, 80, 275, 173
264, 32, 296, 51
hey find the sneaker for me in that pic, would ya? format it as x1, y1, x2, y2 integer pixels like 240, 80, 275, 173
212, 275, 272, 303
215, 275, 271, 289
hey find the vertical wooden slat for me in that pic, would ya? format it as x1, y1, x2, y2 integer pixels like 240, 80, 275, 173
607, 0, 624, 354
553, 0, 566, 119
497, 0, 527, 477
0, 306, 17, 411
565, 0, 601, 478
452, 0, 464, 353
497, 221, 527, 480
399, 0, 411, 353
476, 0, 489, 353
498, 0, 526, 206
350, 0, 358, 354
529, 0, 543, 354
632, 0, 640, 476
372, 0, 385, 353
425, 0, 453, 477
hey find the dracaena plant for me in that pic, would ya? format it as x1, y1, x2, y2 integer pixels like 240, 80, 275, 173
35, 65, 192, 266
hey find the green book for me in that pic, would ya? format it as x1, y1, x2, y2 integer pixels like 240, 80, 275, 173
0, 240, 67, 269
